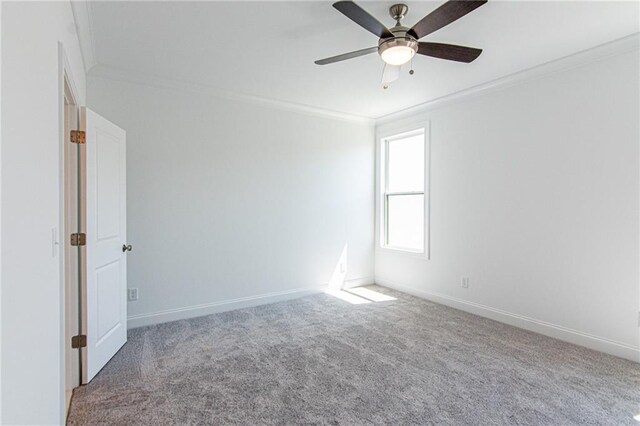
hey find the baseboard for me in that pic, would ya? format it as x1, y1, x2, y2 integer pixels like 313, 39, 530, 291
127, 286, 326, 329
376, 279, 640, 363
342, 276, 376, 289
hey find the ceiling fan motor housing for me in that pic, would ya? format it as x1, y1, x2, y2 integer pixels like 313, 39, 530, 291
378, 26, 418, 65
378, 4, 418, 65
378, 36, 418, 55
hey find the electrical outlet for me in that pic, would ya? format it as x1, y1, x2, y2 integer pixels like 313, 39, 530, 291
128, 288, 138, 301
461, 277, 470, 289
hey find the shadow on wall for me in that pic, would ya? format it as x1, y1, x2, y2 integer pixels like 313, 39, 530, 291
328, 244, 348, 290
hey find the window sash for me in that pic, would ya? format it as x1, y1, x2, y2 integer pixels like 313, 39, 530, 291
383, 135, 425, 252
384, 193, 425, 250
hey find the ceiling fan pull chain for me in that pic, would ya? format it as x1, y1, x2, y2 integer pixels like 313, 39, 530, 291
381, 63, 389, 90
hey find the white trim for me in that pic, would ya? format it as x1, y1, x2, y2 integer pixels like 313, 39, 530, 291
61, 51, 80, 109
70, 0, 98, 72
376, 279, 640, 363
58, 42, 81, 426
59, 43, 84, 423
342, 277, 376, 290
88, 65, 373, 125
376, 33, 640, 124
127, 286, 327, 329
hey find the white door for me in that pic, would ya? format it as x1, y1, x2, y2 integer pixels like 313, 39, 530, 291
81, 107, 128, 382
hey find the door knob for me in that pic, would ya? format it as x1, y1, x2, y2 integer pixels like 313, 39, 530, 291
122, 244, 133, 252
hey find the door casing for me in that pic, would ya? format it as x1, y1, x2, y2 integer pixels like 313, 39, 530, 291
60, 43, 83, 420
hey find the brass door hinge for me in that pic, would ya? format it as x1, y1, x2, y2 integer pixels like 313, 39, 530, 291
70, 233, 86, 246
71, 335, 87, 348
70, 130, 86, 144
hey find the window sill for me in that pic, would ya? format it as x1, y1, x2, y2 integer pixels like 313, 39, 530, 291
377, 246, 429, 260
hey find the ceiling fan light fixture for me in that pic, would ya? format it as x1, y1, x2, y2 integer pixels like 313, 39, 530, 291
379, 38, 418, 66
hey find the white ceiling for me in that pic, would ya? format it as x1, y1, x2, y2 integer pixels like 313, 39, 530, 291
86, 1, 639, 118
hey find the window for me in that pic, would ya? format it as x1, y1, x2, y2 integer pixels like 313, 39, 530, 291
382, 129, 427, 254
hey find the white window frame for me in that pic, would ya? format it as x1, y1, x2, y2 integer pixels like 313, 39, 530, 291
377, 124, 430, 259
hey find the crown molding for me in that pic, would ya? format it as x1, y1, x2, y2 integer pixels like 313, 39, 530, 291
70, 0, 98, 72
88, 64, 374, 124
376, 33, 640, 125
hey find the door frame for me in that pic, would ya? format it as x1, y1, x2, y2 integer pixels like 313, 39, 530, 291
58, 42, 82, 420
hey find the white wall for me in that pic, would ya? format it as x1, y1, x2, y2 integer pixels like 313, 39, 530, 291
375, 40, 640, 361
87, 73, 375, 327
1, 1, 86, 424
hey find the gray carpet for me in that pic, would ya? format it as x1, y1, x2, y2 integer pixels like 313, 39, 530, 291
67, 285, 640, 425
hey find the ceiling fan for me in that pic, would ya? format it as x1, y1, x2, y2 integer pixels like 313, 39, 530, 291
315, 0, 487, 86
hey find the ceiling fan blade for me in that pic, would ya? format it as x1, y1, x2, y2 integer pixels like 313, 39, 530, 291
408, 0, 487, 40
417, 42, 482, 63
314, 46, 378, 65
333, 1, 393, 39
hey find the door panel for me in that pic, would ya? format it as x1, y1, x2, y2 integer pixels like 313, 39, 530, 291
96, 133, 121, 239
96, 261, 122, 341
81, 107, 127, 383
